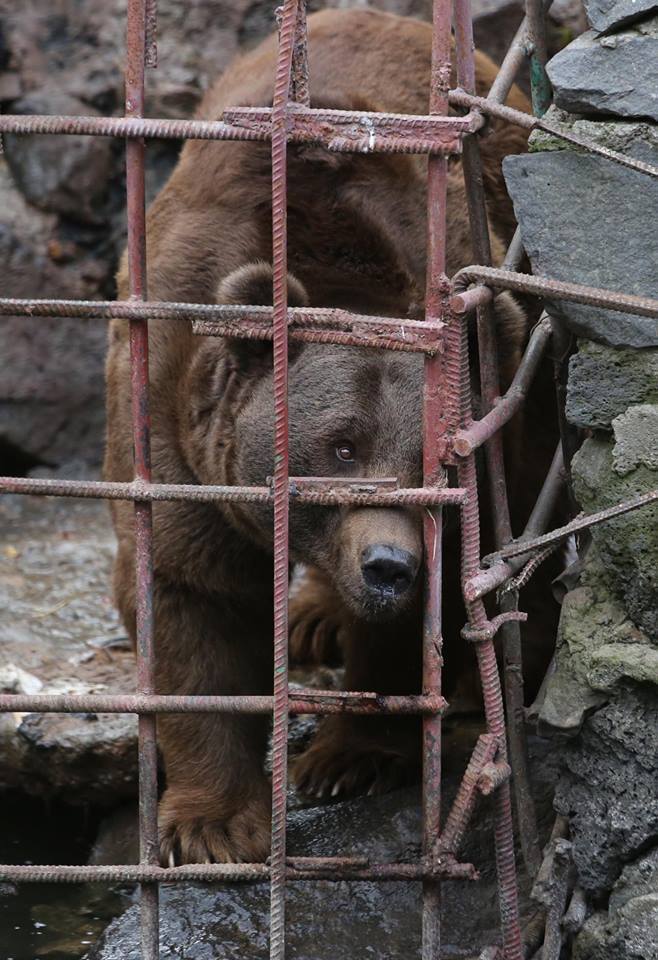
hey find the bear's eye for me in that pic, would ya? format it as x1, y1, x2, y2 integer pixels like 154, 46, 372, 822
335, 442, 356, 463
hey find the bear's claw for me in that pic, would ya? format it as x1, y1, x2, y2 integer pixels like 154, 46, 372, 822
293, 719, 419, 801
158, 787, 271, 866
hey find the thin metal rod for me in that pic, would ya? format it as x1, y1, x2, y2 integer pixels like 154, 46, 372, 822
451, 265, 658, 317
451, 91, 658, 180
420, 0, 453, 954
0, 692, 448, 716
269, 3, 298, 956
464, 444, 565, 601
0, 859, 479, 884
0, 107, 477, 155
525, 0, 552, 116
125, 2, 159, 956
485, 487, 658, 565
453, 315, 552, 457
0, 475, 467, 506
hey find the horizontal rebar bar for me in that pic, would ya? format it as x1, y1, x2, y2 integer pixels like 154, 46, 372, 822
0, 691, 447, 716
0, 476, 467, 507
451, 89, 658, 180
0, 107, 479, 155
0, 297, 444, 355
451, 265, 658, 319
0, 859, 478, 883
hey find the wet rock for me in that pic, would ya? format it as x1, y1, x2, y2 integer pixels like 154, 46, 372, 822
503, 144, 658, 348
0, 496, 137, 805
573, 847, 658, 959
584, 0, 658, 33
566, 341, 658, 430
571, 421, 658, 639
546, 19, 658, 121
4, 92, 113, 223
554, 685, 658, 897
86, 739, 559, 960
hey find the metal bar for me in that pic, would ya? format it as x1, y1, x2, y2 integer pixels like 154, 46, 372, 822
525, 0, 552, 117
0, 298, 444, 354
464, 444, 566, 601
0, 476, 467, 506
438, 734, 498, 857
0, 860, 478, 884
0, 108, 477, 155
488, 17, 529, 105
451, 265, 658, 318
269, 3, 298, 956
0, 692, 447, 716
484, 488, 658, 565
456, 0, 542, 896
420, 0, 453, 955
453, 315, 552, 457
450, 91, 658, 180
125, 2, 159, 957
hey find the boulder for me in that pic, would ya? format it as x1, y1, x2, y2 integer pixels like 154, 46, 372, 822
584, 0, 658, 33
546, 19, 658, 121
554, 684, 658, 897
86, 737, 559, 960
0, 495, 137, 805
571, 419, 658, 639
4, 91, 113, 223
504, 145, 658, 348
566, 341, 658, 430
573, 848, 658, 958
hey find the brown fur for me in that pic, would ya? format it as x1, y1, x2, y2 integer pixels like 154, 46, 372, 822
105, 9, 554, 865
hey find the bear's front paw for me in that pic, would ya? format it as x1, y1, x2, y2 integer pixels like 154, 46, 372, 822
288, 580, 344, 666
158, 785, 271, 865
293, 719, 419, 801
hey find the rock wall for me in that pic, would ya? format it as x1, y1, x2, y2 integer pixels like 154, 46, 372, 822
0, 0, 583, 476
504, 2, 658, 956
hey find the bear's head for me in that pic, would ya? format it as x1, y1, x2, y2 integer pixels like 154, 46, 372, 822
184, 260, 526, 623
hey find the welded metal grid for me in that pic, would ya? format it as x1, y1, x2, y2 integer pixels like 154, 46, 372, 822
1, 0, 658, 958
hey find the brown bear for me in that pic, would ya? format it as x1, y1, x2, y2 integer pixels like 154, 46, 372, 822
105, 8, 553, 866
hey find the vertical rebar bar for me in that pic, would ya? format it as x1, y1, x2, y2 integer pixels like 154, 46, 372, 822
125, 1, 159, 957
526, 0, 552, 116
270, 2, 298, 957
421, 0, 453, 956
455, 0, 542, 883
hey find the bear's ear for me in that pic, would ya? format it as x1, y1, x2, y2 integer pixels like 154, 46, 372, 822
216, 261, 309, 373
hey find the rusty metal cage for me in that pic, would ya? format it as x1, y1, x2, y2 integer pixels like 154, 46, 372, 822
1, 0, 657, 958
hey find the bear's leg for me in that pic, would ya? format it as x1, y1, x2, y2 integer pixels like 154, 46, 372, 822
289, 565, 346, 666
149, 581, 273, 864
294, 612, 422, 799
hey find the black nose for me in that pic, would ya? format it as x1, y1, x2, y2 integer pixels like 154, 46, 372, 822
361, 544, 418, 597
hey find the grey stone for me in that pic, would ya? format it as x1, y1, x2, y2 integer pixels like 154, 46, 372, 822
504, 150, 658, 348
538, 575, 657, 735
612, 403, 658, 473
554, 685, 658, 897
566, 341, 658, 430
86, 741, 560, 960
574, 848, 658, 959
529, 105, 658, 162
572, 432, 658, 638
546, 19, 658, 121
584, 0, 658, 33
0, 495, 138, 805
4, 91, 113, 223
